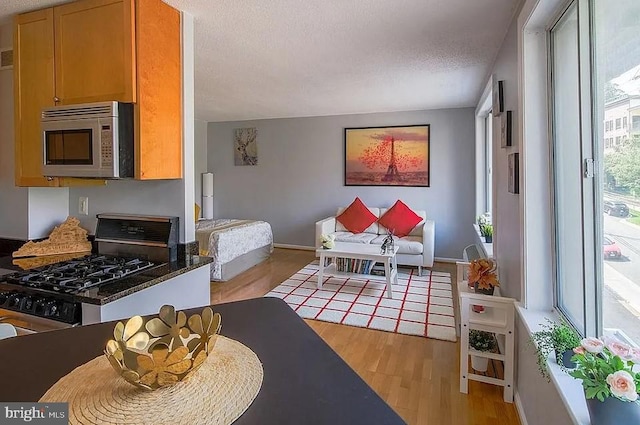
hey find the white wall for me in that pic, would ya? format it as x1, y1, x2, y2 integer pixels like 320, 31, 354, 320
194, 118, 208, 213
28, 187, 69, 239
490, 5, 574, 425
208, 108, 477, 259
493, 17, 523, 302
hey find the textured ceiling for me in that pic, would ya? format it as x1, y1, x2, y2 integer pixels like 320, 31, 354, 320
1, 0, 519, 122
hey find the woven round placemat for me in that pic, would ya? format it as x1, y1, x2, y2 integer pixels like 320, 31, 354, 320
40, 336, 263, 425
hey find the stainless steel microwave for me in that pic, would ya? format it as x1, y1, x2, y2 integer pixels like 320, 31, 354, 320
41, 101, 134, 179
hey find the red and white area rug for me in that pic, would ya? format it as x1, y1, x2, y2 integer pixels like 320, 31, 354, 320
266, 261, 457, 342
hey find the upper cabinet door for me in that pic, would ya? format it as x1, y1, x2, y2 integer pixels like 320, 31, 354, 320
14, 9, 59, 187
54, 0, 136, 105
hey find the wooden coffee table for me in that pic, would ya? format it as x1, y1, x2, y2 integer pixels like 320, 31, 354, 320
316, 242, 399, 298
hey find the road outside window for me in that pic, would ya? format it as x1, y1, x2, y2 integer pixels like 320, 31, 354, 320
598, 0, 640, 345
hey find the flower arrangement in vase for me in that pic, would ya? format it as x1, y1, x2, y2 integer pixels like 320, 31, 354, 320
569, 336, 640, 424
320, 234, 335, 249
468, 259, 500, 295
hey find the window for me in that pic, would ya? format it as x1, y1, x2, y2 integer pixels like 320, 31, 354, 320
551, 0, 640, 344
550, 2, 591, 335
484, 113, 493, 217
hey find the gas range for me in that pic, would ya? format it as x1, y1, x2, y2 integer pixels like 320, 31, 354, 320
0, 254, 158, 325
0, 214, 179, 332
4, 255, 156, 294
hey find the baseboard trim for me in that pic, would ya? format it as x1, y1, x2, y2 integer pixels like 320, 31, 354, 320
273, 243, 316, 251
514, 390, 529, 425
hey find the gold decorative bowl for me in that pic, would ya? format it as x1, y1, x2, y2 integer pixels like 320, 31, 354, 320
104, 304, 221, 390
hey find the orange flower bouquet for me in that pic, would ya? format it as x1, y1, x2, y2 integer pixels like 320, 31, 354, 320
468, 259, 500, 295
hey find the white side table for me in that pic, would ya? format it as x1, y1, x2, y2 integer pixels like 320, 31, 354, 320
457, 262, 515, 403
315, 242, 399, 298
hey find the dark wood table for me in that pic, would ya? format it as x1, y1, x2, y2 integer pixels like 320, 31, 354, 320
0, 297, 405, 425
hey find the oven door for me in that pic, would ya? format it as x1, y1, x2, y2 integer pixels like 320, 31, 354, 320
0, 309, 74, 334
42, 117, 117, 178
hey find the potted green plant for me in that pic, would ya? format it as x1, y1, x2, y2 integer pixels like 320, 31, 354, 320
569, 336, 640, 424
469, 329, 496, 372
530, 318, 581, 380
479, 223, 493, 243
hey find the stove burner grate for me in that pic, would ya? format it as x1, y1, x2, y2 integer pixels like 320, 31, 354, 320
3, 254, 157, 294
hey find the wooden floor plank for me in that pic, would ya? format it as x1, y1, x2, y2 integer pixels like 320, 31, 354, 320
210, 248, 521, 425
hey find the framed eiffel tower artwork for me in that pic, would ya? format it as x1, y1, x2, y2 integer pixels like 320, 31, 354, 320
344, 125, 430, 187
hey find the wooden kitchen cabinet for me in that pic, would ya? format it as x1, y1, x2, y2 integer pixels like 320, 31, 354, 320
54, 0, 136, 105
13, 9, 58, 187
13, 0, 182, 186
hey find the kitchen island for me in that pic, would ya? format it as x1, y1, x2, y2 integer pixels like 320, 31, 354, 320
0, 297, 405, 425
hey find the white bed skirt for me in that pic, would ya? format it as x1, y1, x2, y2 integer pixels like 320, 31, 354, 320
196, 219, 274, 281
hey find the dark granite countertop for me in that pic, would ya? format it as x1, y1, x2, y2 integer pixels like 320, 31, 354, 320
0, 254, 212, 306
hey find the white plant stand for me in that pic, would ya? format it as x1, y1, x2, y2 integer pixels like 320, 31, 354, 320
457, 262, 515, 403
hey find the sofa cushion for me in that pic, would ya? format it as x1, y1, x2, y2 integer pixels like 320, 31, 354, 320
335, 207, 380, 234
335, 198, 378, 234
370, 235, 423, 255
377, 200, 423, 237
332, 232, 378, 244
380, 208, 427, 237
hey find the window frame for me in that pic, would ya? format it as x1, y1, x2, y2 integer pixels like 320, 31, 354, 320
547, 0, 601, 337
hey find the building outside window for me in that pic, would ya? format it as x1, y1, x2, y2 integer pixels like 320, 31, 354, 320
551, 0, 640, 344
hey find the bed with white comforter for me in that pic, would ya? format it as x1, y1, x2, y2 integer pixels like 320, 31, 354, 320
195, 219, 273, 281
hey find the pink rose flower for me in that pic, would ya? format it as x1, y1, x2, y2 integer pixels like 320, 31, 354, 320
626, 347, 640, 364
581, 337, 604, 354
606, 370, 638, 402
606, 339, 630, 359
573, 346, 585, 354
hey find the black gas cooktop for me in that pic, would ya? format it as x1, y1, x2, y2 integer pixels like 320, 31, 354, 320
2, 254, 157, 294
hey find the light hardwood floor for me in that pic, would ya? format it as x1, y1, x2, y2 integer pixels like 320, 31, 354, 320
210, 248, 521, 425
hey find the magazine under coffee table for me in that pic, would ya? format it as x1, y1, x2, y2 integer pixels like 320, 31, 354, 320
316, 242, 399, 298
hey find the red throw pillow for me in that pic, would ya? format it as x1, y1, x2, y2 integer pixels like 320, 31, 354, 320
336, 197, 377, 233
378, 200, 422, 237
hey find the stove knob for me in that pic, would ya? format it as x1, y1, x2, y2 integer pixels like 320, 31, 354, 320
21, 296, 34, 312
34, 298, 47, 315
8, 293, 22, 308
44, 300, 57, 317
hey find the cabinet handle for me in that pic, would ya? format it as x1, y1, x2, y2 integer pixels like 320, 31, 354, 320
53, 96, 60, 103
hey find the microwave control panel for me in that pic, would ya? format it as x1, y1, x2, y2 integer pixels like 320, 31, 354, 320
101, 125, 113, 167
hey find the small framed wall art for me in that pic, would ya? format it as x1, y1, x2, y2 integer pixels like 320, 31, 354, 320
508, 152, 519, 194
500, 110, 513, 148
234, 127, 257, 166
492, 79, 504, 116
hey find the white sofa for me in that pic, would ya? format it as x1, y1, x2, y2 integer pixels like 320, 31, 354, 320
315, 206, 435, 274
